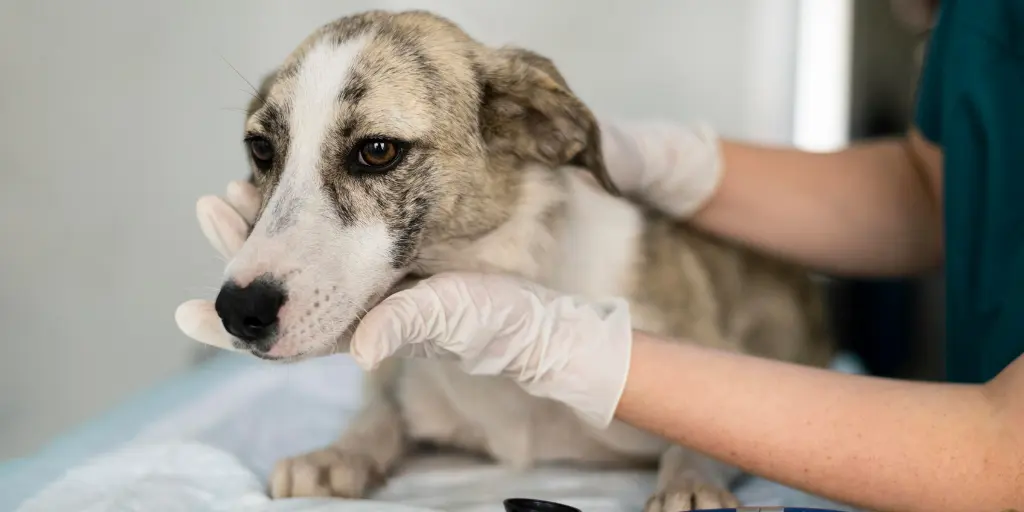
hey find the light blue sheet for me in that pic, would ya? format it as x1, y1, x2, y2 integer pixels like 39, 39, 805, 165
0, 353, 257, 510
1, 351, 866, 511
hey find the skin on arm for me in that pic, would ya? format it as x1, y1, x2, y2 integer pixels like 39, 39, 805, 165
616, 331, 1024, 512
693, 128, 944, 278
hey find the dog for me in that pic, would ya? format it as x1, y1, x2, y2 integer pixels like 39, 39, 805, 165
215, 10, 835, 510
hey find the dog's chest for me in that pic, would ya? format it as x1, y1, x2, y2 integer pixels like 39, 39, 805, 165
397, 361, 656, 466
396, 169, 670, 467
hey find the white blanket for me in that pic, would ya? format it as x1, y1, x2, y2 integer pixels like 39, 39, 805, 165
18, 354, 861, 511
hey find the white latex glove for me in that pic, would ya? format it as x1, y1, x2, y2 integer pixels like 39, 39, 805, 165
174, 180, 261, 351
599, 119, 723, 219
350, 272, 634, 429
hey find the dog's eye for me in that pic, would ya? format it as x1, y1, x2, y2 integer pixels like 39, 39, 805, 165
353, 139, 405, 172
361, 141, 397, 165
246, 137, 274, 170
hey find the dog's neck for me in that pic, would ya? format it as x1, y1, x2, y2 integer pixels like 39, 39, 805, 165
413, 164, 645, 297
544, 167, 646, 296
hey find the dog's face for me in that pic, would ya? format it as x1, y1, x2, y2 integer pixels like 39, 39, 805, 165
214, 10, 616, 360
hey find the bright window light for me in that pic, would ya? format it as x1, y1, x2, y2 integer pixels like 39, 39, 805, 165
792, 0, 854, 152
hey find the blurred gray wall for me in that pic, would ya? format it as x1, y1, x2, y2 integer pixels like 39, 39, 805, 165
0, 0, 804, 458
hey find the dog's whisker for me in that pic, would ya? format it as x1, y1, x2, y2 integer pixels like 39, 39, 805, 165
238, 88, 261, 101
219, 54, 261, 100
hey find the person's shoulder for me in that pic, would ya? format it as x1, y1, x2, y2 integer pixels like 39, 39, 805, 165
941, 0, 1024, 50
913, 0, 1024, 144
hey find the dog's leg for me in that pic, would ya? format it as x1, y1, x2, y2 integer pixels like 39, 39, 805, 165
644, 445, 742, 511
641, 312, 744, 511
270, 359, 408, 499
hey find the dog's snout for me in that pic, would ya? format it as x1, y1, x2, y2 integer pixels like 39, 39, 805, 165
215, 278, 287, 346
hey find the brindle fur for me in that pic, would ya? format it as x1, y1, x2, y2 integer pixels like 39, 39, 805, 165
237, 10, 834, 510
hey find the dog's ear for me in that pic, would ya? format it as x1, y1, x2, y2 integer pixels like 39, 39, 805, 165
475, 47, 620, 197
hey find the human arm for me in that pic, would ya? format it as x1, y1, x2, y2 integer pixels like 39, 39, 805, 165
697, 130, 944, 277
348, 272, 1024, 512
602, 123, 944, 278
619, 330, 1023, 512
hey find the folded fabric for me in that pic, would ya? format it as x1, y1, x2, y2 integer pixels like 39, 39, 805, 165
17, 441, 439, 512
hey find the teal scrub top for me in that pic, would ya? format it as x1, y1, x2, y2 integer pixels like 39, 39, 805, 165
915, 0, 1024, 383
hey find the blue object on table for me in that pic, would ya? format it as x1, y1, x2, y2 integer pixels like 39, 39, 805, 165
695, 509, 846, 511
684, 507, 843, 512
502, 498, 846, 512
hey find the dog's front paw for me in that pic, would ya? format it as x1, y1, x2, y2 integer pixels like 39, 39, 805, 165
270, 447, 382, 499
643, 477, 739, 512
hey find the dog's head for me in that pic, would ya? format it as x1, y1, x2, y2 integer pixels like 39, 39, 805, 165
215, 10, 616, 360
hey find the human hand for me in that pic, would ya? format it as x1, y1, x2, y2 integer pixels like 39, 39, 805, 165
349, 272, 633, 428
173, 180, 261, 351
599, 119, 723, 219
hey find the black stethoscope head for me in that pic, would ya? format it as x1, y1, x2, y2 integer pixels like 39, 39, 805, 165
503, 498, 581, 512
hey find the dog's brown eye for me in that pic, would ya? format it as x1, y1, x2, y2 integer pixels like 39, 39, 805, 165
359, 141, 398, 166
350, 138, 409, 174
246, 137, 274, 169
348, 138, 408, 174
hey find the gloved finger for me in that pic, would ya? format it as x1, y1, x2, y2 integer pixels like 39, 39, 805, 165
597, 119, 645, 195
197, 195, 250, 260
349, 286, 444, 370
174, 299, 241, 351
225, 180, 261, 226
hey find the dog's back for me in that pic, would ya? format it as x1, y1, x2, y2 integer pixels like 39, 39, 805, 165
637, 207, 834, 366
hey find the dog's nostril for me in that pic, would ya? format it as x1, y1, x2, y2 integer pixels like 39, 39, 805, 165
214, 277, 287, 346
244, 317, 270, 329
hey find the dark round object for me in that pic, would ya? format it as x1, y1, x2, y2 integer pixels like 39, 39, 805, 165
502, 498, 581, 512
214, 278, 286, 344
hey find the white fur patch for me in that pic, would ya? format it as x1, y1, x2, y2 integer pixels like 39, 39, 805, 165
288, 35, 370, 186
550, 169, 643, 299
262, 34, 375, 237
224, 34, 405, 359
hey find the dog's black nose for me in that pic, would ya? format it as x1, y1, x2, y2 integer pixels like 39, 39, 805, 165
215, 277, 286, 345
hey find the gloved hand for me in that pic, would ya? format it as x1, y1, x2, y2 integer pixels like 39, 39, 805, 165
599, 119, 723, 219
349, 272, 634, 428
174, 180, 261, 351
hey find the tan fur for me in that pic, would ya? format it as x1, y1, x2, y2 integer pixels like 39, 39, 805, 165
241, 10, 835, 510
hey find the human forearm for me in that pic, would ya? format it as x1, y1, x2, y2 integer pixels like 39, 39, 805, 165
616, 331, 1024, 512
692, 131, 943, 277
